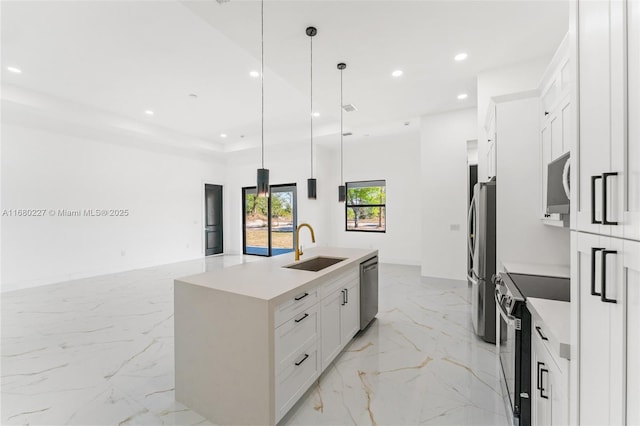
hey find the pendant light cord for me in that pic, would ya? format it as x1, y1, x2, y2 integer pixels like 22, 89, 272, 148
340, 67, 344, 184
260, 0, 264, 169
310, 33, 314, 179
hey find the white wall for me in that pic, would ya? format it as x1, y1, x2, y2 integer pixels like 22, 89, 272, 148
328, 131, 422, 266
495, 96, 570, 269
420, 108, 477, 281
477, 58, 549, 180
1, 124, 226, 292
224, 142, 335, 255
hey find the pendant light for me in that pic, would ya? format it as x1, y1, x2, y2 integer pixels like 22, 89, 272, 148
337, 62, 347, 202
306, 26, 318, 200
256, 0, 269, 197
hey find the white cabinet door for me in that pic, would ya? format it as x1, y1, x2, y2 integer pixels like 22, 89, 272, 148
340, 279, 360, 343
320, 290, 342, 371
576, 232, 624, 425
624, 239, 640, 425
625, 0, 640, 241
577, 0, 626, 236
532, 337, 552, 426
541, 118, 552, 218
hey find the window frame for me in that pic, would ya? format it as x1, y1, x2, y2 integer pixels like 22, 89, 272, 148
242, 183, 297, 256
344, 179, 386, 233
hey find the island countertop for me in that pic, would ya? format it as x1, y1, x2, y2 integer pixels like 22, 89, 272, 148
175, 246, 378, 304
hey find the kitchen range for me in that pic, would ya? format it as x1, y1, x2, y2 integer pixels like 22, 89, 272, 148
494, 272, 570, 426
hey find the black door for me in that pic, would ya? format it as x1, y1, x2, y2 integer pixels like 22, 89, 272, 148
205, 184, 223, 256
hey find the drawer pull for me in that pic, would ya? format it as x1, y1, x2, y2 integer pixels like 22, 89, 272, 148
535, 326, 549, 341
294, 353, 309, 366
601, 250, 618, 303
294, 292, 309, 301
294, 313, 309, 323
602, 172, 618, 225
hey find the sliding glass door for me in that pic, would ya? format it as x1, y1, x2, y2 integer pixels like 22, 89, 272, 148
243, 184, 297, 256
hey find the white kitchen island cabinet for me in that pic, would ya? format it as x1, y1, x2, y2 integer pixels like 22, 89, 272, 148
174, 247, 376, 426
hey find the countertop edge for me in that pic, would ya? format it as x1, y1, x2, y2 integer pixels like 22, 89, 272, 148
527, 297, 571, 361
174, 247, 378, 306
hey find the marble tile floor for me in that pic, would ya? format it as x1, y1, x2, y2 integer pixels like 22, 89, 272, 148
1, 257, 508, 425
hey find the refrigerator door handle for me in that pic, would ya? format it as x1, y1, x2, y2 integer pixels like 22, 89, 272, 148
467, 273, 478, 286
467, 194, 477, 261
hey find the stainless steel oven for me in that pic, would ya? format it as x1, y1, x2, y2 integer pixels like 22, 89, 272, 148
495, 272, 570, 426
495, 274, 530, 426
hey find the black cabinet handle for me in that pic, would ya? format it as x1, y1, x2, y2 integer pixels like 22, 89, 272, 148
544, 111, 550, 116
341, 290, 346, 306
345, 288, 349, 304
540, 367, 549, 399
602, 172, 619, 225
294, 313, 309, 323
537, 362, 543, 391
591, 247, 604, 296
601, 250, 618, 303
591, 175, 603, 224
294, 292, 309, 301
295, 353, 309, 366
536, 326, 549, 341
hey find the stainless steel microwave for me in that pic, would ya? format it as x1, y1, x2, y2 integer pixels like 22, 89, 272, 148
547, 152, 570, 214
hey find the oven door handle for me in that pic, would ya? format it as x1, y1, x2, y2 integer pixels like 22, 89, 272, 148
495, 288, 520, 330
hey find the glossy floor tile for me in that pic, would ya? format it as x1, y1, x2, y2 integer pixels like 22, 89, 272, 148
1, 258, 507, 425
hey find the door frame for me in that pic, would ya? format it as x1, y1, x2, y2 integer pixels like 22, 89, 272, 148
202, 182, 224, 256
242, 183, 297, 257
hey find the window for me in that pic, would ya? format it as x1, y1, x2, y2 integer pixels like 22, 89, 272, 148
345, 180, 386, 232
243, 184, 297, 256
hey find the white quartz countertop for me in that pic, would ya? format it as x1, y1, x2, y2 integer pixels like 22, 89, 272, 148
527, 297, 571, 360
175, 247, 377, 303
502, 261, 570, 278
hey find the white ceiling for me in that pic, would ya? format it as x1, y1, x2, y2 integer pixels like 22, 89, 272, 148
1, 0, 568, 153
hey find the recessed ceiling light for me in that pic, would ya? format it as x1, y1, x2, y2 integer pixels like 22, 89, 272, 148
145, 110, 154, 116
457, 93, 468, 100
249, 70, 260, 78
392, 70, 403, 77
312, 112, 320, 117
454, 52, 468, 62
7, 66, 22, 74
189, 93, 198, 99
220, 133, 228, 138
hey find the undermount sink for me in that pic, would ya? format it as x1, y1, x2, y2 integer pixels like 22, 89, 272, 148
284, 256, 346, 272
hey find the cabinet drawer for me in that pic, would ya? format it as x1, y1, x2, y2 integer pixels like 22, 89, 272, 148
532, 318, 563, 372
275, 303, 319, 373
275, 288, 318, 327
275, 343, 319, 422
321, 267, 358, 299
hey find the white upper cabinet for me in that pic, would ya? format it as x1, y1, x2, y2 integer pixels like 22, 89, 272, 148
576, 0, 640, 239
625, 0, 640, 241
538, 34, 572, 225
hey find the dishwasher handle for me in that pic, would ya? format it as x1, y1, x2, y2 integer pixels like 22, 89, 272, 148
363, 264, 377, 272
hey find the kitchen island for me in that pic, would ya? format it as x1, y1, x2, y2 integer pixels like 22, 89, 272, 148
174, 247, 378, 425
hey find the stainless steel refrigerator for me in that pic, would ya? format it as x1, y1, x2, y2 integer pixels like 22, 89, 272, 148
467, 179, 496, 343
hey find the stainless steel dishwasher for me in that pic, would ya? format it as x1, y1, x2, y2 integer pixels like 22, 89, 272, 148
359, 256, 379, 330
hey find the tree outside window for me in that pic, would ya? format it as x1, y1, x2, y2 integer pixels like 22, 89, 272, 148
345, 180, 386, 232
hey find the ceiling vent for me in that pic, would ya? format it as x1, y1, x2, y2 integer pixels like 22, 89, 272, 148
342, 132, 353, 137
342, 104, 358, 112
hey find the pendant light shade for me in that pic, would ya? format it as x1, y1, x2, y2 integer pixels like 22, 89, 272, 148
256, 0, 269, 197
307, 178, 317, 199
306, 26, 318, 200
337, 62, 347, 203
257, 168, 269, 197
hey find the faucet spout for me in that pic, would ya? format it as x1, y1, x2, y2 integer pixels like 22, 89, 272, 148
295, 223, 315, 261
